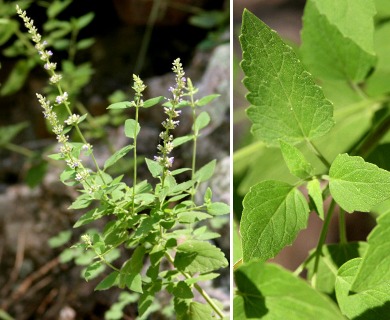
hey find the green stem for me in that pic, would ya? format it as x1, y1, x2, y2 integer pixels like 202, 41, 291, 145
132, 104, 139, 214
339, 209, 347, 244
311, 199, 336, 288
164, 252, 225, 318
306, 139, 331, 169
350, 113, 390, 158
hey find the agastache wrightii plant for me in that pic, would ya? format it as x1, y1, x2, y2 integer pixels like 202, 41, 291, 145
17, 5, 229, 319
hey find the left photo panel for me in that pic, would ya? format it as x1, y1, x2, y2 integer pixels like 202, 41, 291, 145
0, 1, 231, 319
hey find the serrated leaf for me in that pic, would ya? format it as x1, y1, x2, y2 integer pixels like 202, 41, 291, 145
124, 119, 140, 139
174, 240, 228, 273
279, 140, 313, 179
196, 94, 220, 106
307, 178, 324, 220
241, 180, 310, 262
103, 145, 133, 170
329, 154, 390, 213
194, 160, 216, 183
336, 258, 390, 319
143, 96, 164, 108
234, 260, 345, 320
193, 111, 210, 132
301, 0, 376, 82
240, 9, 334, 145
95, 271, 119, 291
351, 211, 390, 292
107, 101, 131, 109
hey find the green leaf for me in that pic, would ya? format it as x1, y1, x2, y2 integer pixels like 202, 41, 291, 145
306, 242, 367, 294
351, 211, 390, 292
75, 12, 95, 29
76, 38, 95, 50
145, 158, 162, 178
171, 281, 194, 299
177, 211, 212, 223
0, 122, 29, 146
68, 194, 93, 210
193, 111, 210, 132
103, 145, 133, 170
234, 260, 345, 320
47, 0, 72, 18
240, 9, 334, 145
187, 302, 213, 320
195, 94, 220, 106
279, 140, 313, 179
375, 0, 390, 19
172, 135, 194, 147
95, 271, 119, 291
307, 178, 324, 220
0, 59, 35, 96
74, 208, 105, 227
366, 23, 390, 95
48, 230, 72, 248
194, 160, 216, 183
335, 258, 390, 319
84, 261, 105, 281
241, 180, 310, 262
124, 119, 140, 139
0, 19, 18, 45
207, 202, 230, 215
184, 273, 219, 285
121, 273, 143, 293
174, 240, 228, 274
143, 96, 164, 108
329, 154, 390, 213
301, 0, 376, 82
107, 101, 131, 109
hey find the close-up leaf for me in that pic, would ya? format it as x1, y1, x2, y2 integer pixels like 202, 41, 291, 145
234, 260, 345, 320
241, 180, 310, 262
240, 9, 334, 145
329, 153, 390, 213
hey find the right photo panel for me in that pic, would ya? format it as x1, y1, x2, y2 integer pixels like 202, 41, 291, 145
233, 1, 390, 319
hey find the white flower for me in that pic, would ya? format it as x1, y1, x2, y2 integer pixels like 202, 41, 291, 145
64, 114, 80, 125
55, 92, 68, 104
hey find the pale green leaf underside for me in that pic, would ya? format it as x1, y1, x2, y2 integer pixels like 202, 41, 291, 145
279, 140, 313, 179
329, 154, 390, 213
351, 211, 390, 292
306, 242, 367, 294
234, 261, 345, 320
301, 0, 376, 82
241, 180, 309, 262
335, 258, 390, 319
307, 178, 324, 220
240, 9, 334, 145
